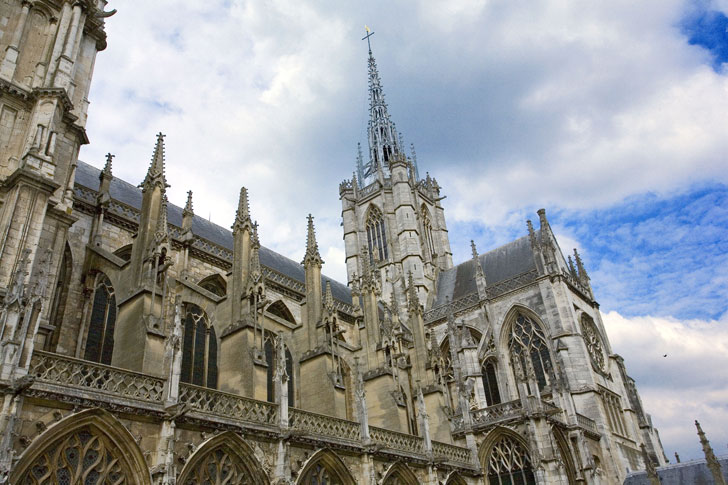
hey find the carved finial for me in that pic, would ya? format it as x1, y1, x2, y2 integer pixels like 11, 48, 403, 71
674, 452, 680, 463
183, 190, 193, 215
142, 132, 168, 191
103, 153, 114, 176
233, 187, 252, 233
407, 271, 421, 315
471, 240, 478, 260
567, 255, 576, 277
154, 195, 169, 243
389, 287, 399, 315
324, 280, 334, 310
696, 420, 727, 485
573, 248, 589, 281
537, 208, 549, 230
527, 220, 539, 249
302, 214, 323, 267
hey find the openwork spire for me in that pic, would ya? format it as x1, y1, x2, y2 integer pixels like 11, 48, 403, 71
142, 132, 167, 191
302, 214, 322, 267
233, 187, 252, 233
360, 29, 402, 186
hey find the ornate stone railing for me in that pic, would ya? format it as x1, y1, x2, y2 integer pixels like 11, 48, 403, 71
370, 426, 425, 455
424, 292, 479, 323
469, 399, 525, 431
29, 351, 165, 403
432, 440, 473, 465
485, 269, 539, 300
576, 413, 599, 435
289, 408, 361, 442
263, 267, 305, 294
179, 383, 279, 427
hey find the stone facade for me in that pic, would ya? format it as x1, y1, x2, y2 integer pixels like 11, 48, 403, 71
0, 3, 666, 484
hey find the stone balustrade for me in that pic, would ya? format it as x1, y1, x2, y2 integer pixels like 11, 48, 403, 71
29, 350, 165, 404
370, 426, 425, 455
576, 412, 599, 435
28, 352, 475, 468
289, 407, 361, 442
179, 383, 279, 427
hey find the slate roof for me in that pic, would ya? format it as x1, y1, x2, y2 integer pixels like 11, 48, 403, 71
433, 235, 538, 307
623, 455, 728, 485
75, 161, 352, 304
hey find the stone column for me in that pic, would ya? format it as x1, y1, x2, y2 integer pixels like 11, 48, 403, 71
53, 2, 83, 90
0, 1, 32, 81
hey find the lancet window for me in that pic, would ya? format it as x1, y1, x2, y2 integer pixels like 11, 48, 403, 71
181, 304, 218, 388
481, 359, 502, 406
509, 313, 553, 392
600, 388, 628, 437
486, 435, 536, 485
421, 205, 435, 258
366, 206, 388, 264
264, 334, 294, 407
83, 274, 117, 365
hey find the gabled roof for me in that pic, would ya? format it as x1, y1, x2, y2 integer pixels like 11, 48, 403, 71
433, 235, 538, 307
75, 161, 352, 304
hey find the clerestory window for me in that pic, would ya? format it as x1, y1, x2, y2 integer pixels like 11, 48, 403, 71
84, 274, 117, 365
181, 304, 218, 389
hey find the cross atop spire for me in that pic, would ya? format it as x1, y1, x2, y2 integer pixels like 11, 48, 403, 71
183, 190, 194, 216
362, 26, 374, 53
358, 29, 403, 187
302, 214, 323, 267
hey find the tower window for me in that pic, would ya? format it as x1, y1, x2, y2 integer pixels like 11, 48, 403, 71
366, 206, 388, 264
509, 313, 553, 392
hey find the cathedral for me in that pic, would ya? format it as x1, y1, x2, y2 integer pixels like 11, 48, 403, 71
0, 1, 668, 484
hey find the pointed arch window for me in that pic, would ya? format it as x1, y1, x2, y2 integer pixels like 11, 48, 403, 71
509, 313, 553, 392
421, 205, 435, 259
486, 435, 536, 485
264, 333, 294, 407
366, 206, 388, 264
481, 359, 502, 406
181, 304, 218, 388
84, 275, 116, 365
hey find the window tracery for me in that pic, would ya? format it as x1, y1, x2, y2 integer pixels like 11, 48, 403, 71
300, 463, 342, 485
182, 447, 248, 485
581, 315, 606, 372
181, 304, 218, 388
18, 426, 130, 484
509, 313, 553, 392
84, 275, 116, 365
198, 274, 227, 297
486, 435, 536, 485
365, 206, 388, 264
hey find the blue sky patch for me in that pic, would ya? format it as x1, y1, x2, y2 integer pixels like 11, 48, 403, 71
680, 3, 728, 71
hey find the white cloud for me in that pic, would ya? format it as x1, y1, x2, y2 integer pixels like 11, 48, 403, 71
603, 310, 728, 460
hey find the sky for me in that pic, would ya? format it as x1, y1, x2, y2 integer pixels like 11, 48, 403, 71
80, 0, 728, 462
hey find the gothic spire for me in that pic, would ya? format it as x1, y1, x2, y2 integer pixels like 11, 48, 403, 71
696, 420, 727, 485
302, 214, 323, 267
142, 132, 168, 191
360, 29, 402, 185
154, 194, 169, 245
406, 271, 422, 315
324, 280, 334, 311
233, 187, 252, 233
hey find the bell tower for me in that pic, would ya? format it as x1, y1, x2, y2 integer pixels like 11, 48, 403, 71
340, 29, 452, 310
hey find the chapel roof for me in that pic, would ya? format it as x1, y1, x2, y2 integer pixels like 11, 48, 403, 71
75, 160, 353, 304
433, 235, 538, 307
